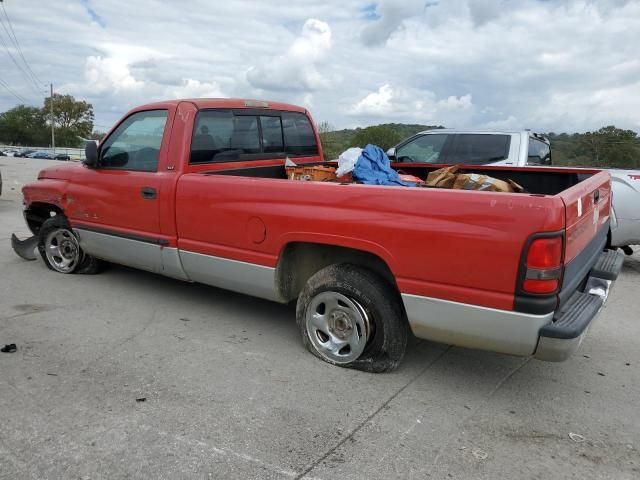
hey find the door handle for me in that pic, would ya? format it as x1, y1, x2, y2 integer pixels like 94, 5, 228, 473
141, 186, 157, 199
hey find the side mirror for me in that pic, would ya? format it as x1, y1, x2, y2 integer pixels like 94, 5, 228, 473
84, 141, 98, 168
386, 147, 396, 159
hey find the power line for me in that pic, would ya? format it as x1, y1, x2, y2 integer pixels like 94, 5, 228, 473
0, 19, 43, 99
0, 2, 44, 88
0, 4, 43, 101
0, 31, 42, 100
0, 75, 28, 104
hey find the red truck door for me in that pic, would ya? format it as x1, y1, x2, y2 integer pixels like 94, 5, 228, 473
66, 109, 172, 272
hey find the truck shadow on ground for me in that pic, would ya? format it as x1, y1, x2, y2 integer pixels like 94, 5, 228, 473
621, 250, 640, 274
101, 263, 538, 379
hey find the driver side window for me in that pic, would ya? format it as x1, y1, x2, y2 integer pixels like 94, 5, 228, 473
396, 134, 448, 163
100, 110, 168, 172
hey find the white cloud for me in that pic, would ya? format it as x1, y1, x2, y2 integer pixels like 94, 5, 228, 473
438, 94, 473, 110
246, 18, 332, 92
349, 85, 473, 126
302, 93, 314, 108
350, 84, 396, 115
169, 79, 225, 99
482, 115, 521, 130
1, 0, 639, 134
360, 1, 425, 46
85, 56, 143, 93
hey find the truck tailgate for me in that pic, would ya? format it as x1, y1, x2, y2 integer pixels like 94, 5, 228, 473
554, 170, 612, 311
560, 170, 611, 264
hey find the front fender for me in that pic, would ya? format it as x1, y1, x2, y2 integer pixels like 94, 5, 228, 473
22, 179, 69, 212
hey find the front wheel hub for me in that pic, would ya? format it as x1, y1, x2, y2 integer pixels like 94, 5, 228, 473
44, 228, 81, 273
305, 291, 370, 364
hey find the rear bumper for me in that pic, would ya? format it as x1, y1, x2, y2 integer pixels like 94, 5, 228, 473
402, 249, 624, 361
534, 250, 623, 361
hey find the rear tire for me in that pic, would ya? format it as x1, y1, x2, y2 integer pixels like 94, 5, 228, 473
296, 264, 408, 373
621, 246, 634, 256
37, 216, 107, 274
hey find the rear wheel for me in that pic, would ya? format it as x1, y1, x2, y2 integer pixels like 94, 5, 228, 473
37, 216, 106, 274
296, 264, 408, 372
620, 246, 634, 256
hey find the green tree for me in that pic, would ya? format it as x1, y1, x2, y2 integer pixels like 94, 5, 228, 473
580, 126, 639, 168
90, 130, 106, 141
0, 105, 48, 145
44, 94, 94, 147
352, 125, 402, 151
317, 121, 337, 160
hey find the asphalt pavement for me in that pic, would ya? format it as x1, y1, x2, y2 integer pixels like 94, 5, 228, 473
1, 157, 638, 479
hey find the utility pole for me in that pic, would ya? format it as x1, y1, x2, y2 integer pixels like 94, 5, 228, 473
50, 83, 55, 155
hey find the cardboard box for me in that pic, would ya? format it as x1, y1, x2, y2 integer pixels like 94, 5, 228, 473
425, 165, 524, 193
453, 173, 514, 192
286, 165, 337, 182
426, 165, 459, 188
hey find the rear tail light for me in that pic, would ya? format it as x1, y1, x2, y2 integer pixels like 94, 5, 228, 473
522, 236, 563, 294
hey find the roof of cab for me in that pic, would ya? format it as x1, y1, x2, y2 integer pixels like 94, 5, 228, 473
413, 128, 550, 143
133, 98, 308, 113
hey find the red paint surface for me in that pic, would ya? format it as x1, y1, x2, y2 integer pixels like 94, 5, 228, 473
22, 99, 612, 311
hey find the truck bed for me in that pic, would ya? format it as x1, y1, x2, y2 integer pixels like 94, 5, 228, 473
176, 162, 611, 315
208, 162, 594, 196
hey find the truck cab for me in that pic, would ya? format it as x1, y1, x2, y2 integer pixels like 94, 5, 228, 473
16, 100, 623, 372
388, 129, 552, 167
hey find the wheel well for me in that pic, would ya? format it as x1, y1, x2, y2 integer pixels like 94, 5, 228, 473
275, 242, 399, 303
24, 202, 63, 235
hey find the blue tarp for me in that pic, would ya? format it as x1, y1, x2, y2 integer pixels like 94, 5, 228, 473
352, 144, 412, 187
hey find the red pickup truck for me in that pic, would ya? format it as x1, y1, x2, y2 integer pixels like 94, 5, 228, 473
16, 98, 623, 372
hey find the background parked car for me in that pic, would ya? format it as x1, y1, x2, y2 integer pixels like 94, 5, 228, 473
54, 153, 71, 161
26, 151, 53, 159
15, 149, 36, 157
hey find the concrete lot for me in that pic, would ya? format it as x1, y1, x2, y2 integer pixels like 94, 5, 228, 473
1, 158, 639, 479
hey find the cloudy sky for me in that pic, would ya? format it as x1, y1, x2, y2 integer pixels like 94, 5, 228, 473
0, 0, 639, 132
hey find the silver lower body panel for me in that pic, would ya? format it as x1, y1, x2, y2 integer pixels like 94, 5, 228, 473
75, 228, 279, 301
402, 293, 553, 356
179, 250, 279, 302
76, 228, 163, 274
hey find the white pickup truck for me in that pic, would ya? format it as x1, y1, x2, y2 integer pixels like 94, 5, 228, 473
387, 130, 640, 254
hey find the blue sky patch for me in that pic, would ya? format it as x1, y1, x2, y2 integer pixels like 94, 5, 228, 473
81, 0, 106, 28
361, 3, 381, 21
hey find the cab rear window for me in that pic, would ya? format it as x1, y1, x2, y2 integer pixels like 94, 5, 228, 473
190, 109, 318, 163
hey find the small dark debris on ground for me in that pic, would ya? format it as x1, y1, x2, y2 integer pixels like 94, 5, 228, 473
1, 344, 17, 353
597, 372, 606, 376
136, 397, 146, 402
